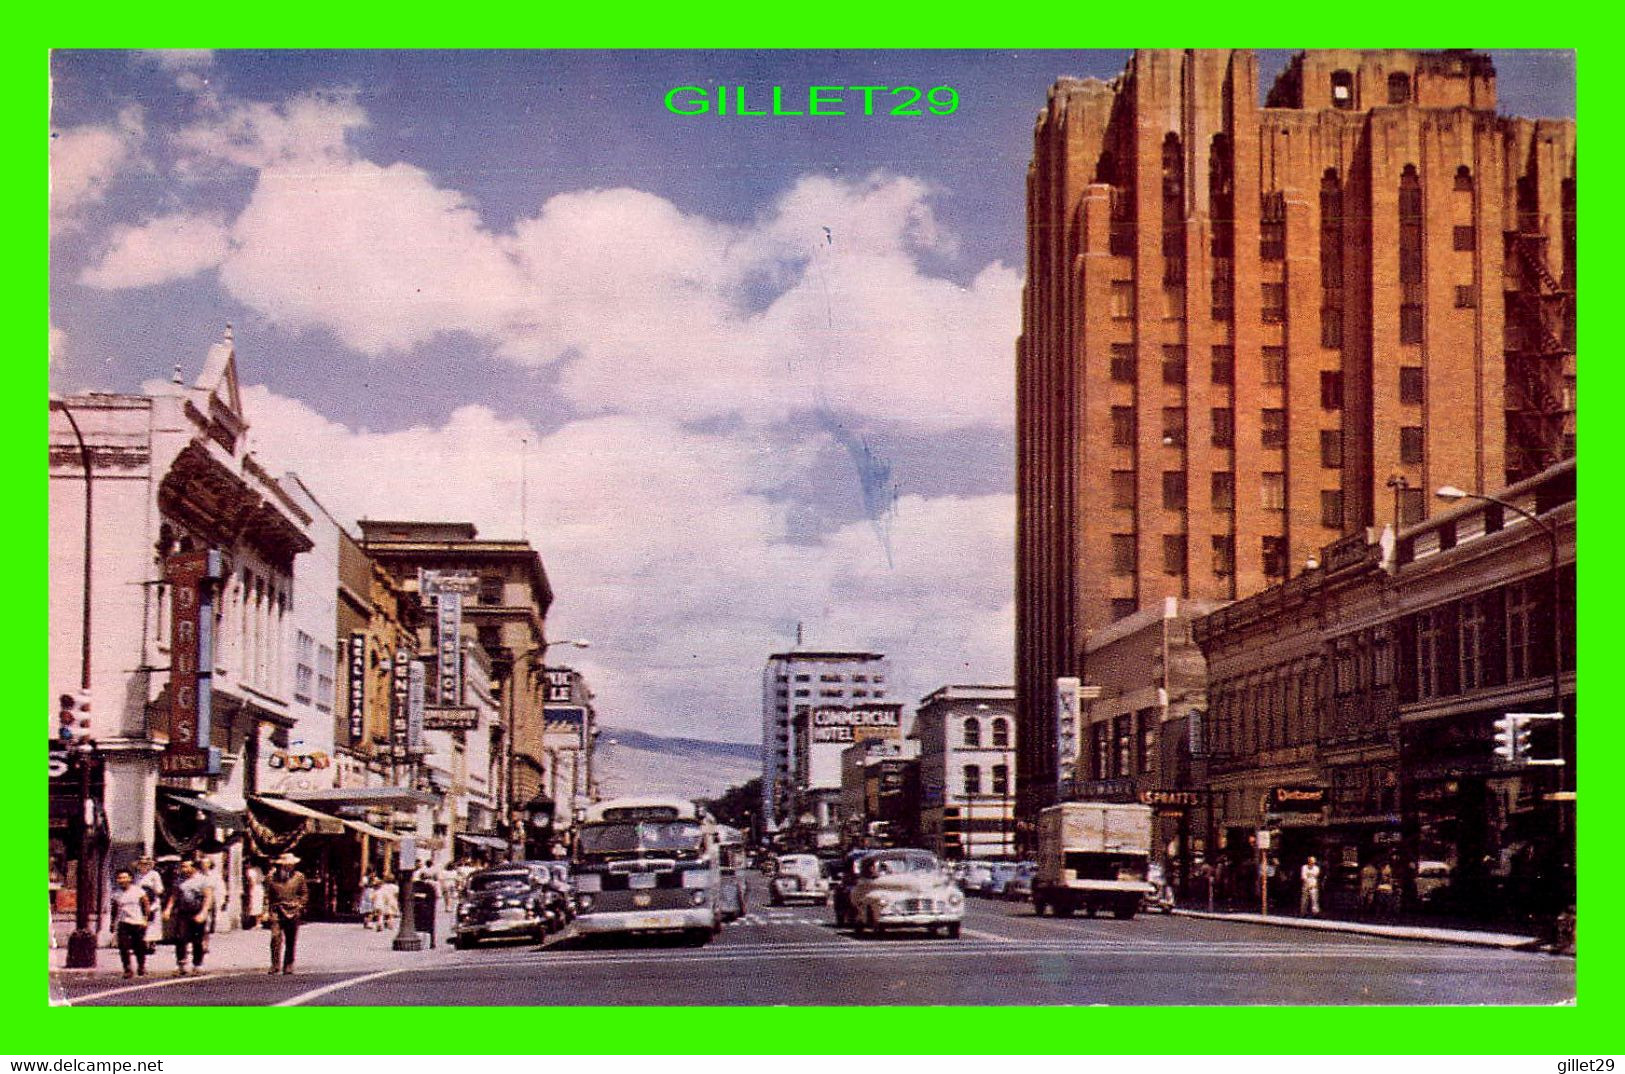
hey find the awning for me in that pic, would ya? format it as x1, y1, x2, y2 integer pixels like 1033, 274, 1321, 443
340, 817, 400, 842
287, 787, 439, 808
160, 788, 246, 826
455, 833, 510, 852
250, 795, 346, 835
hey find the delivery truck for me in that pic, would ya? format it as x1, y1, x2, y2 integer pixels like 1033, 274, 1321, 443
1032, 801, 1156, 919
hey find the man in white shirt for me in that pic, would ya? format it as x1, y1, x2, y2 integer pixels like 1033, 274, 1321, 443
1299, 856, 1323, 917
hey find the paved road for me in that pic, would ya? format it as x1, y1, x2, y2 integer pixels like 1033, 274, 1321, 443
54, 872, 1574, 1006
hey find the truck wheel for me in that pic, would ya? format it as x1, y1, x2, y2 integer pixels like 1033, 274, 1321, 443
1113, 906, 1137, 920
1054, 903, 1074, 918
1084, 903, 1097, 918
1033, 897, 1047, 916
946, 922, 962, 939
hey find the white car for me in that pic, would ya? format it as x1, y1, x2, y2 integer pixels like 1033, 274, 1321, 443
850, 849, 964, 938
769, 854, 831, 905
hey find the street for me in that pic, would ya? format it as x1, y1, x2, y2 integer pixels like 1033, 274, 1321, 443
52, 872, 1574, 1006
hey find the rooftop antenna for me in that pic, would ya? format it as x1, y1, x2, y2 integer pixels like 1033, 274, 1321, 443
520, 435, 528, 534
795, 621, 803, 648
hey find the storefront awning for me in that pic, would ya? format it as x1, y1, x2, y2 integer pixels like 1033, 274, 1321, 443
251, 795, 346, 834
340, 817, 400, 842
160, 788, 246, 826
287, 787, 439, 808
455, 833, 510, 852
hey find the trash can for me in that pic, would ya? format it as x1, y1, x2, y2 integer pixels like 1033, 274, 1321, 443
412, 880, 438, 948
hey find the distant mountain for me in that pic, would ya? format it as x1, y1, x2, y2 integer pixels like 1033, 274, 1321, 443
594, 727, 759, 802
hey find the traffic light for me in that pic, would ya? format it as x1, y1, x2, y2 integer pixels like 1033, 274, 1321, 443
1492, 715, 1530, 763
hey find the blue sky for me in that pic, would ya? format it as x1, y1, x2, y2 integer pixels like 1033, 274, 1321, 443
48, 49, 1576, 748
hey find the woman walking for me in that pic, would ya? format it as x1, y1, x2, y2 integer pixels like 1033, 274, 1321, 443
110, 869, 152, 979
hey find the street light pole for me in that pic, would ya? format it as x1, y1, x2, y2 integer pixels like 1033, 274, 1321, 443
53, 399, 101, 969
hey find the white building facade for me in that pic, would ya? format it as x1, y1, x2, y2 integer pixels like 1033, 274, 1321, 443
914, 685, 1018, 860
49, 333, 314, 936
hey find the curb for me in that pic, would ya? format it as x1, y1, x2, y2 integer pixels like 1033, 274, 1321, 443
1170, 908, 1554, 952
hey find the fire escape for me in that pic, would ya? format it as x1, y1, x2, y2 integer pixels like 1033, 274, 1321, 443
1504, 215, 1576, 483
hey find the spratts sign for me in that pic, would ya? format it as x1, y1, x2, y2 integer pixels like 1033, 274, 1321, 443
809, 707, 901, 744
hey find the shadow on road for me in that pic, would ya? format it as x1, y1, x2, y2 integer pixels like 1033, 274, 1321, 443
548, 930, 714, 952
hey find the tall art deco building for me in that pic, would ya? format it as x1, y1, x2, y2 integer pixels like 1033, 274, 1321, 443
1015, 49, 1576, 817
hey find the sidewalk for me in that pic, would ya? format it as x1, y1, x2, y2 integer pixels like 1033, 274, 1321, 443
49, 911, 465, 978
1171, 907, 1552, 951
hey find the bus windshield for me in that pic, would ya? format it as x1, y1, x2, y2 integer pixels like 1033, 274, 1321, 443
578, 820, 705, 855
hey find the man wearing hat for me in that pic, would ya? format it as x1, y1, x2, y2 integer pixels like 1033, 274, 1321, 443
262, 852, 309, 975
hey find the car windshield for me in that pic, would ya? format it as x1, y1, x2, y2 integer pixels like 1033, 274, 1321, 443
578, 820, 705, 854
867, 854, 938, 876
469, 872, 531, 893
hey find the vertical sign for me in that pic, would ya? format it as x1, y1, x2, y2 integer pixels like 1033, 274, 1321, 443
348, 632, 367, 743
391, 648, 410, 761
544, 667, 573, 703
407, 658, 425, 754
161, 550, 222, 775
436, 591, 463, 705
1055, 676, 1081, 792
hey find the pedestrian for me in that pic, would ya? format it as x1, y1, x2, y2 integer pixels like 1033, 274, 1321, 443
1299, 856, 1322, 916
1376, 862, 1398, 920
1358, 860, 1379, 917
439, 861, 459, 909
110, 869, 152, 979
359, 872, 378, 929
375, 870, 400, 931
134, 855, 164, 954
244, 861, 265, 929
262, 851, 309, 975
200, 856, 228, 937
164, 859, 213, 976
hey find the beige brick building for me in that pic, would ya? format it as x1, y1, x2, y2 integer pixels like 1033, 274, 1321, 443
1015, 49, 1575, 817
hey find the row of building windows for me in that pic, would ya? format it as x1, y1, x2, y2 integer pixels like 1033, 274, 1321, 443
1086, 709, 1158, 780
778, 688, 887, 699
961, 716, 1011, 749
961, 764, 1010, 797
1206, 569, 1575, 759
1110, 534, 1294, 578
782, 672, 885, 684
1110, 469, 1339, 523
1110, 409, 1424, 465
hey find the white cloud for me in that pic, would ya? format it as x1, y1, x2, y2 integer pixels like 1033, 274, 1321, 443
80, 212, 231, 289
234, 386, 1013, 743
174, 90, 366, 172
49, 323, 66, 367
50, 105, 145, 230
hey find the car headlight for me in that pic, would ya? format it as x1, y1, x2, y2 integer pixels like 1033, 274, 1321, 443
576, 893, 595, 911
689, 891, 707, 906
948, 892, 964, 907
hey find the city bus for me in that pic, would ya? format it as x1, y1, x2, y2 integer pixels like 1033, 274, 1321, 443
570, 797, 722, 942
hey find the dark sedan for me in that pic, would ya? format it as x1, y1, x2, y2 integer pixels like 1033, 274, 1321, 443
453, 866, 554, 948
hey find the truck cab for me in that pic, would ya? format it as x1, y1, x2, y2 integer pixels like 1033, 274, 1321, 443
1033, 801, 1156, 920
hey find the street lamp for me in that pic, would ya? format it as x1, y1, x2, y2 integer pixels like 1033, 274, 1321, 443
505, 638, 590, 859
52, 398, 101, 969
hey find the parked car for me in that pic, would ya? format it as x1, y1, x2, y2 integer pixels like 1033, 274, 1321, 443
454, 865, 556, 948
849, 849, 964, 938
831, 849, 876, 927
769, 854, 832, 905
1003, 862, 1039, 901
